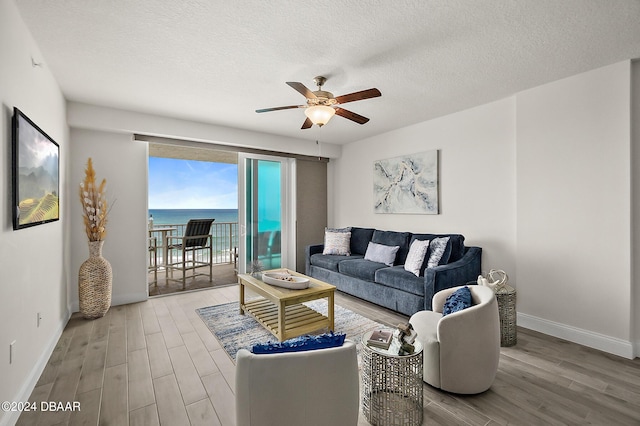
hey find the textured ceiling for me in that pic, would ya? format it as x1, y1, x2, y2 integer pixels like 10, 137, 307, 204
15, 0, 640, 145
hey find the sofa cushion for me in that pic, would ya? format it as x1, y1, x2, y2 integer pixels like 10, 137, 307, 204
374, 266, 425, 296
350, 227, 375, 255
323, 228, 352, 255
310, 253, 364, 272
372, 230, 411, 265
338, 259, 388, 282
364, 242, 400, 267
413, 233, 466, 262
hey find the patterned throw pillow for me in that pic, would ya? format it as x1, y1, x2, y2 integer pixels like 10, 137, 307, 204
251, 332, 346, 354
426, 237, 451, 268
323, 228, 352, 255
364, 242, 400, 266
404, 239, 430, 276
442, 286, 472, 316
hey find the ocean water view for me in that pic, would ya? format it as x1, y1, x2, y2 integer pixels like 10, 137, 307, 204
149, 208, 238, 226
148, 209, 239, 264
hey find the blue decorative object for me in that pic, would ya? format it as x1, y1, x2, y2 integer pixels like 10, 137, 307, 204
251, 332, 346, 354
442, 286, 472, 316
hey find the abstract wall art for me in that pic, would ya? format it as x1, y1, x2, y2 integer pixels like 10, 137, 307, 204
373, 150, 439, 214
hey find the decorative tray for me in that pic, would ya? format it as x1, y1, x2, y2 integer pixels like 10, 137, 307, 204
262, 272, 310, 289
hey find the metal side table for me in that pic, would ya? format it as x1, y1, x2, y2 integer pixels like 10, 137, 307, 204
361, 330, 423, 426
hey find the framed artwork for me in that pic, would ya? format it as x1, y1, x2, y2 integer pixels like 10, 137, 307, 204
373, 150, 439, 214
12, 107, 60, 230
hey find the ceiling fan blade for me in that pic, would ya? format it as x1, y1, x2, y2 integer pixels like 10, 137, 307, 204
255, 105, 304, 113
286, 81, 317, 99
301, 117, 313, 129
335, 88, 381, 104
335, 107, 370, 124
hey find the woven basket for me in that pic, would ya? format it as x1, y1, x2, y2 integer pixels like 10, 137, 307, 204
79, 241, 112, 319
496, 284, 517, 347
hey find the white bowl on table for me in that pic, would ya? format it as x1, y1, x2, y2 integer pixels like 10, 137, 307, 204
262, 272, 310, 289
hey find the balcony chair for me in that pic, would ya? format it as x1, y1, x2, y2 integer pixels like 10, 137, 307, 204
148, 236, 158, 287
166, 218, 215, 289
409, 284, 500, 394
235, 340, 359, 426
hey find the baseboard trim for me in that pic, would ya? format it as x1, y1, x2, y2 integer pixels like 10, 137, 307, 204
0, 309, 72, 426
112, 292, 149, 306
69, 292, 148, 313
517, 312, 636, 359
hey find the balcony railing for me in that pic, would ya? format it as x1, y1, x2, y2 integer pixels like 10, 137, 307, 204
149, 221, 239, 265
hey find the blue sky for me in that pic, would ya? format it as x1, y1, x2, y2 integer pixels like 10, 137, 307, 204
148, 157, 238, 209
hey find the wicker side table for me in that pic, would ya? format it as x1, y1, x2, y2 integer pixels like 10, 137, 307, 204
496, 284, 517, 346
361, 330, 423, 426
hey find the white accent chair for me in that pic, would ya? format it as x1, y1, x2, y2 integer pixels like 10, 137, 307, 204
235, 340, 359, 426
409, 285, 500, 394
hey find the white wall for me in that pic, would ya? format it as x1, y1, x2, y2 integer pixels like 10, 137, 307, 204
69, 129, 149, 311
516, 61, 633, 357
631, 60, 640, 352
0, 1, 68, 424
67, 101, 342, 159
329, 97, 518, 277
332, 61, 637, 358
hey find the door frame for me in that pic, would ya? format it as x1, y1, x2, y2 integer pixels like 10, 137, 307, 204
237, 153, 296, 274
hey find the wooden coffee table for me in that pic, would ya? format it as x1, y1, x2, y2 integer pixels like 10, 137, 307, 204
238, 269, 336, 342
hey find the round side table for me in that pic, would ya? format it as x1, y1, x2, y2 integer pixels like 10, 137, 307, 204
361, 329, 423, 426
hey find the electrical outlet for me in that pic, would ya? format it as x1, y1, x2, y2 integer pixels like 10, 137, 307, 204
10, 341, 16, 364
37, 312, 42, 327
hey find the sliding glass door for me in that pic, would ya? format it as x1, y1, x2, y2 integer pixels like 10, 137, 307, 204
238, 153, 295, 274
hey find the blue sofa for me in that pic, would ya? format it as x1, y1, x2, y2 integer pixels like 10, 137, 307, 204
305, 227, 482, 317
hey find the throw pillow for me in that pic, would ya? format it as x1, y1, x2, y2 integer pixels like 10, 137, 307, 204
326, 226, 352, 233
442, 286, 472, 316
364, 242, 400, 266
323, 228, 352, 255
404, 239, 430, 276
426, 236, 451, 268
251, 332, 346, 354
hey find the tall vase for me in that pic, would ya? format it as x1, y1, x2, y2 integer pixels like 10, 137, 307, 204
79, 240, 113, 319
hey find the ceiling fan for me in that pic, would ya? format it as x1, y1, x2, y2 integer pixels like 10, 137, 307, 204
256, 76, 381, 129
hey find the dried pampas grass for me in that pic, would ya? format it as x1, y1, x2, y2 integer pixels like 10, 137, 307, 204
79, 158, 109, 241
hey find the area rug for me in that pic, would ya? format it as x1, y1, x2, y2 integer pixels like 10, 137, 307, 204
196, 300, 386, 362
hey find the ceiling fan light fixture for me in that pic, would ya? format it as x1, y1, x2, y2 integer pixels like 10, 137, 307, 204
305, 105, 335, 127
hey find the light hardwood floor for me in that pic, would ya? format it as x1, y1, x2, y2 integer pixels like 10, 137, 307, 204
17, 285, 640, 426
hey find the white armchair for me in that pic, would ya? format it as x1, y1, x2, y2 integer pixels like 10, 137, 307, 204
409, 285, 500, 394
235, 340, 359, 426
